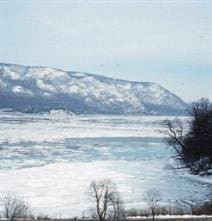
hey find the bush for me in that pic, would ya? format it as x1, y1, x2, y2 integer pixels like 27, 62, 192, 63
192, 200, 212, 215
0, 193, 30, 221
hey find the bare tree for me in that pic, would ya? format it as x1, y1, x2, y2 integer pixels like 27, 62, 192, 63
110, 192, 126, 221
164, 119, 187, 167
176, 196, 199, 215
143, 189, 161, 221
0, 194, 30, 221
87, 179, 125, 221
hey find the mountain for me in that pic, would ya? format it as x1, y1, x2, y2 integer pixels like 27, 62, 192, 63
0, 63, 187, 115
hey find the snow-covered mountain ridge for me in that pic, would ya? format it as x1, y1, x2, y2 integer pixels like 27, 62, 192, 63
0, 63, 187, 115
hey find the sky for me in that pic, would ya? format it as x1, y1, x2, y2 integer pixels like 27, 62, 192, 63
0, 0, 211, 102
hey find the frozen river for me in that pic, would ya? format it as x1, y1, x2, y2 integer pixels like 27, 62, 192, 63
0, 111, 211, 217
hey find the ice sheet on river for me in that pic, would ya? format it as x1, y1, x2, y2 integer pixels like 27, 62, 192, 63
0, 112, 210, 217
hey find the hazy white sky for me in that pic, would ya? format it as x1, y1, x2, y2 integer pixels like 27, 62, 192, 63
0, 0, 211, 102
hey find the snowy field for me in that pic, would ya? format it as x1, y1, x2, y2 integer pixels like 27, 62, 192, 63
0, 111, 211, 217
